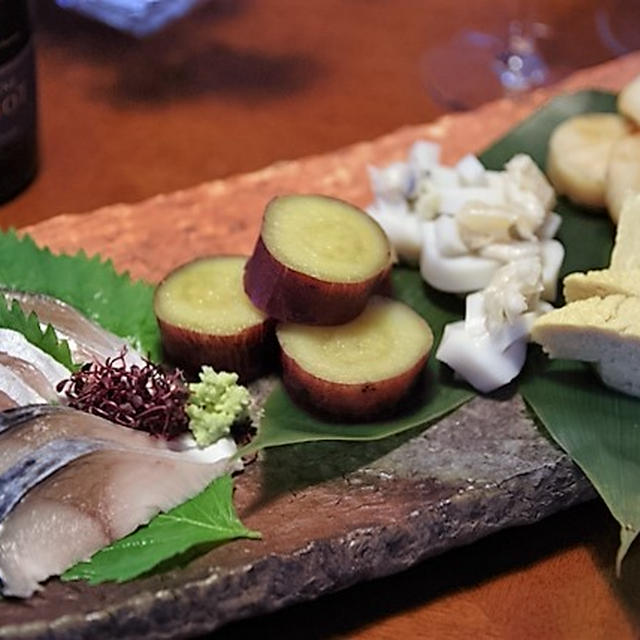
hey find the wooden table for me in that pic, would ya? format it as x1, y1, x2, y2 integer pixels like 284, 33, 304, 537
2, 1, 640, 638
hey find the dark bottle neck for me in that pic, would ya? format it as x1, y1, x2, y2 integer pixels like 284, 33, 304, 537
0, 1, 31, 65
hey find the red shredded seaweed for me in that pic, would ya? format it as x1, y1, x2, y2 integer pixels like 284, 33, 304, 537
57, 352, 189, 439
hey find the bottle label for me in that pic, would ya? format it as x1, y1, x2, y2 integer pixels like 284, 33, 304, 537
0, 41, 36, 146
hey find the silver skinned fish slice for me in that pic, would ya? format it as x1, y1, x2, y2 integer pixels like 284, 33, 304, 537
0, 405, 238, 597
0, 329, 70, 406
1, 290, 146, 367
0, 438, 104, 522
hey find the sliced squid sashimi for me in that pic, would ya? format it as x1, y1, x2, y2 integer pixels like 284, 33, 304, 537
1, 290, 145, 367
0, 405, 237, 598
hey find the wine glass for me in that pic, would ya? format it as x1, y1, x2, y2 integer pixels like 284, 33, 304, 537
421, 1, 553, 110
595, 0, 640, 57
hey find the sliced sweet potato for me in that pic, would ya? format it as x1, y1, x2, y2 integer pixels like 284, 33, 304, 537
154, 256, 274, 382
276, 296, 433, 420
244, 194, 392, 325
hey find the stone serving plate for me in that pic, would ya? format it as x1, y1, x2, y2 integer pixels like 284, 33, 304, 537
1, 53, 639, 640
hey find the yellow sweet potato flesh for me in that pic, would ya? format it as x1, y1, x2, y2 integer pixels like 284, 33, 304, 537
277, 296, 433, 384
262, 195, 390, 283
154, 256, 266, 335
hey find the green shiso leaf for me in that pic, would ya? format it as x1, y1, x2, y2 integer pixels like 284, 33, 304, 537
0, 296, 76, 370
0, 230, 161, 360
520, 354, 640, 574
480, 88, 640, 568
0, 230, 252, 583
62, 474, 259, 584
241, 267, 474, 454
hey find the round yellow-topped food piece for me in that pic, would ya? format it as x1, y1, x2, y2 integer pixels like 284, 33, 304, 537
277, 296, 433, 384
546, 113, 632, 209
154, 256, 266, 335
262, 195, 391, 282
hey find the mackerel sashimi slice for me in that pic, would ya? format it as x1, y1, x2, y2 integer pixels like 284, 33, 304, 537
1, 290, 146, 366
0, 328, 71, 406
0, 405, 237, 597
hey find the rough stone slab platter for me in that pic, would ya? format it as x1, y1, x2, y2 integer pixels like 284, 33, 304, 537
2, 52, 639, 640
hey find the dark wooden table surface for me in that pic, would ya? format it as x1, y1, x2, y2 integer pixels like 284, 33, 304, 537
2, 1, 640, 638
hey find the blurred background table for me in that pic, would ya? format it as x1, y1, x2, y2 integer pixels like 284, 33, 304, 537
2, 1, 640, 638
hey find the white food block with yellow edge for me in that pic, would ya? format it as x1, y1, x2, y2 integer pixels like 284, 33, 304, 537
618, 74, 640, 127
532, 295, 640, 398
606, 135, 640, 224
564, 268, 640, 303
610, 193, 640, 271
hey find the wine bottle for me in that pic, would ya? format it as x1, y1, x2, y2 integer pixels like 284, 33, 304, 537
0, 0, 37, 204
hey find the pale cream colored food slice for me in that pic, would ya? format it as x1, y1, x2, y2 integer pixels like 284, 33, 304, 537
532, 294, 640, 397
564, 269, 640, 302
605, 134, 640, 223
546, 113, 632, 209
610, 193, 640, 271
618, 74, 640, 127
562, 193, 640, 301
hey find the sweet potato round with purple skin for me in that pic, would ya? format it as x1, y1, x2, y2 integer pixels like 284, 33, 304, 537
280, 350, 428, 420
244, 194, 392, 325
154, 256, 275, 382
276, 296, 433, 420
157, 318, 274, 383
